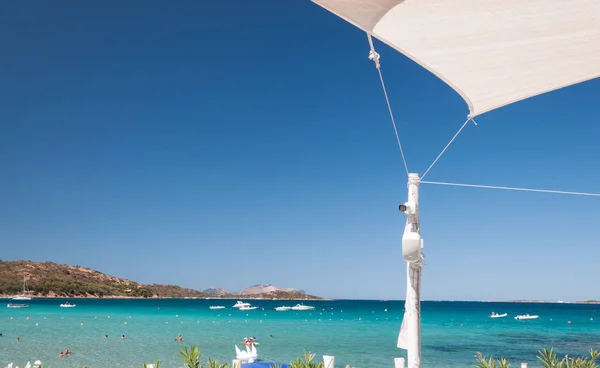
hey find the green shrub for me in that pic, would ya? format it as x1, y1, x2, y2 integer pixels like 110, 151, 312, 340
538, 348, 599, 368
475, 348, 600, 368
474, 352, 510, 368
179, 345, 202, 368
206, 357, 229, 368
289, 351, 324, 368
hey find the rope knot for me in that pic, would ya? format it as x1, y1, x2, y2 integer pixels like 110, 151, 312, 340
368, 50, 380, 69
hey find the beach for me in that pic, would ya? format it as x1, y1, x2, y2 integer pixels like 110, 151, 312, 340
1, 299, 599, 367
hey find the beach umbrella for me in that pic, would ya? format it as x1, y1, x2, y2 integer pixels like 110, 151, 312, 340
308, 1, 600, 367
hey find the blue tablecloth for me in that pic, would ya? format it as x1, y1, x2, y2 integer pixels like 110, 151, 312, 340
242, 363, 289, 368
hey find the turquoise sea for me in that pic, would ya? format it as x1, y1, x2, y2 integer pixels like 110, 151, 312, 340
1, 299, 599, 367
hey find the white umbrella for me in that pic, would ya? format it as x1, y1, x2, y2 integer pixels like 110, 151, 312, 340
309, 1, 600, 367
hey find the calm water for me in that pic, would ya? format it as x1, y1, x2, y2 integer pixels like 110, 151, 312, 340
1, 299, 599, 367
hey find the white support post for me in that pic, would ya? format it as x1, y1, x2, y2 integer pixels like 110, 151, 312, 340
399, 173, 423, 368
323, 355, 335, 368
395, 357, 406, 368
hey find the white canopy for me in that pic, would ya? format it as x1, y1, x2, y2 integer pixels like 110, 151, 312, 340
312, 0, 600, 117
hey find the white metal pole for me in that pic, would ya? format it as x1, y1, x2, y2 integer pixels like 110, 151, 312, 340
395, 357, 406, 368
402, 173, 422, 368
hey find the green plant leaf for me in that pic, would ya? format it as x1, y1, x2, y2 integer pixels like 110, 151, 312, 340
179, 345, 202, 368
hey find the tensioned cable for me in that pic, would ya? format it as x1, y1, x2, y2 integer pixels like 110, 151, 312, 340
367, 33, 410, 177
420, 180, 600, 197
420, 117, 475, 180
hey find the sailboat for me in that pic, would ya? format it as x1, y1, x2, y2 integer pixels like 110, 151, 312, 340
12, 276, 32, 301
307, 1, 600, 367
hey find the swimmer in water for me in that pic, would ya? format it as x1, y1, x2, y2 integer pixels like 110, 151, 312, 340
65, 348, 71, 355
104, 335, 108, 338
121, 335, 126, 339
270, 334, 273, 338
16, 337, 20, 342
176, 334, 182, 342
59, 352, 64, 358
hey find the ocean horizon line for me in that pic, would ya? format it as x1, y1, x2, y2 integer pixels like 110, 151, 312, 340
3, 295, 599, 304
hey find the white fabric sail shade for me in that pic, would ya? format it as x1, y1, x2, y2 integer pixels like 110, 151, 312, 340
311, 0, 600, 117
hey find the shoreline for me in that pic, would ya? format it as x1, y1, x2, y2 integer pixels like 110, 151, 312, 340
0, 295, 328, 300
2, 296, 597, 304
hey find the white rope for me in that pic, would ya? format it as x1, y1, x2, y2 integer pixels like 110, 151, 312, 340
367, 33, 410, 177
421, 117, 474, 179
420, 180, 600, 197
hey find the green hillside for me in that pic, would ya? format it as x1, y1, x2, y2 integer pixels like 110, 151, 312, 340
0, 260, 321, 299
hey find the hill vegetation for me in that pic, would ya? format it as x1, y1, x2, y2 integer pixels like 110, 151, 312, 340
145, 284, 209, 298
0, 260, 321, 299
0, 260, 157, 298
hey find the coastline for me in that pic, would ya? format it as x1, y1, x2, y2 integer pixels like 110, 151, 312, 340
0, 295, 327, 300
4, 296, 597, 303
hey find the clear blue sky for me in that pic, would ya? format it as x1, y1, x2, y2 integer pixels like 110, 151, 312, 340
1, 1, 599, 301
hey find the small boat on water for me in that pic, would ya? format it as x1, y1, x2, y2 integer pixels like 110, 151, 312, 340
515, 314, 539, 320
239, 306, 258, 311
60, 301, 76, 308
233, 301, 251, 308
11, 296, 32, 301
7, 303, 29, 308
209, 306, 226, 310
489, 312, 507, 318
291, 304, 315, 311
12, 276, 32, 301
275, 306, 292, 311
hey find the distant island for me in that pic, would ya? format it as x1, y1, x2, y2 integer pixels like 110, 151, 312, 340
0, 260, 322, 300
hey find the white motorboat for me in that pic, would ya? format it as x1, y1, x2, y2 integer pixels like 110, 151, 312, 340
209, 306, 226, 310
489, 312, 507, 318
239, 306, 258, 311
291, 304, 315, 311
60, 301, 76, 308
233, 301, 251, 308
7, 303, 30, 308
514, 314, 539, 320
235, 344, 257, 362
12, 276, 32, 301
275, 306, 292, 311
